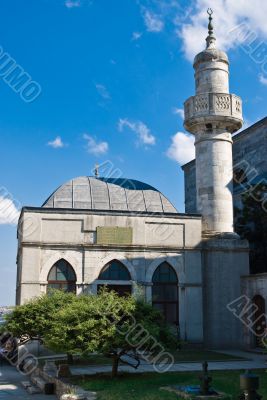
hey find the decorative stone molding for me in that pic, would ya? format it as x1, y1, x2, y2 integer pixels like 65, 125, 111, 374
184, 92, 242, 131
194, 94, 209, 112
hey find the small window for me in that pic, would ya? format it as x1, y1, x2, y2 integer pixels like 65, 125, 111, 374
98, 260, 131, 281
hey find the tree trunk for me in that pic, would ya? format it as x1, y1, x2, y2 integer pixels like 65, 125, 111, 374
111, 355, 120, 378
67, 353, 74, 365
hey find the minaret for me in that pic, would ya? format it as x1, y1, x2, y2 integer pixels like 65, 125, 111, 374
184, 9, 243, 236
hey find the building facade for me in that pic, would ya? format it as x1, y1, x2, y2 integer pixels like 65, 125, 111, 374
17, 177, 204, 345
17, 11, 265, 349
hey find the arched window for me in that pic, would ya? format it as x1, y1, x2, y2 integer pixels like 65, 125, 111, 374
47, 259, 76, 293
252, 295, 266, 347
152, 262, 178, 326
99, 260, 131, 280
98, 260, 131, 296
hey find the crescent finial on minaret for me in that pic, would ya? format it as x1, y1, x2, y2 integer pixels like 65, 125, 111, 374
206, 8, 216, 49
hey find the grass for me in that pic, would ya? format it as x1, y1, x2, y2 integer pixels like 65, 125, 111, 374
73, 370, 267, 400
171, 350, 246, 362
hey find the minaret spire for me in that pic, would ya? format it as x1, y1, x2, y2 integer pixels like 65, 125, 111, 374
206, 8, 216, 49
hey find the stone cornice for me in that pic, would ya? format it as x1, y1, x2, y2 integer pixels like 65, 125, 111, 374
19, 242, 202, 252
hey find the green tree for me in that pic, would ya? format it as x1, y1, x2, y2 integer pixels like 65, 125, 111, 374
45, 288, 178, 377
4, 289, 178, 377
3, 290, 76, 343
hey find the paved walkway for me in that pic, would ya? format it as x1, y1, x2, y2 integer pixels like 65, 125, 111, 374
70, 350, 267, 375
0, 363, 57, 399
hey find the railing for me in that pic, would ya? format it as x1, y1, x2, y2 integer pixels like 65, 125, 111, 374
184, 93, 242, 121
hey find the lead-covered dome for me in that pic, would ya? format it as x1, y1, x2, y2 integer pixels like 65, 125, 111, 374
42, 176, 177, 214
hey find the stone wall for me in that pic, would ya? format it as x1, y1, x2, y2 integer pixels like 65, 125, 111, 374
202, 237, 249, 348
182, 160, 197, 214
182, 117, 267, 214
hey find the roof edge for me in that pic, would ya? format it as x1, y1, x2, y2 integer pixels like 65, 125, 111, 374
181, 159, 196, 170
233, 116, 267, 141
20, 206, 202, 219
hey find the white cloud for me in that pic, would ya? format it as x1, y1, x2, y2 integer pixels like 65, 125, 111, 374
65, 0, 81, 8
172, 107, 184, 119
142, 9, 164, 32
132, 31, 143, 41
166, 131, 195, 165
118, 118, 156, 146
65, 0, 93, 7
83, 134, 108, 156
259, 74, 267, 86
47, 136, 65, 149
178, 0, 267, 61
95, 83, 111, 100
0, 192, 20, 225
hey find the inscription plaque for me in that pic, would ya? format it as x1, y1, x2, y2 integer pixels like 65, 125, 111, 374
96, 226, 133, 245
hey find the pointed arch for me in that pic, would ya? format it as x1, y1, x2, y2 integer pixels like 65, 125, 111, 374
152, 262, 178, 326
47, 258, 77, 293
95, 255, 137, 282
98, 259, 131, 281
152, 262, 178, 283
97, 259, 132, 297
40, 251, 82, 284
145, 256, 183, 284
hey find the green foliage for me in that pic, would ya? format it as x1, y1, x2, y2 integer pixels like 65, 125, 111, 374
130, 301, 178, 352
4, 290, 76, 340
44, 288, 136, 355
44, 288, 178, 376
4, 288, 178, 377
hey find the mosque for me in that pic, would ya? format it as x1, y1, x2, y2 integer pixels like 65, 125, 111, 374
16, 11, 267, 349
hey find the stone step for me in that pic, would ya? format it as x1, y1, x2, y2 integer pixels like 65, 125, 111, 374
26, 384, 43, 394
75, 389, 97, 400
21, 381, 32, 389
31, 375, 55, 394
31, 375, 47, 390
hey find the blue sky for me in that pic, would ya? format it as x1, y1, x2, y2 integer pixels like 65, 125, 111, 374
0, 0, 266, 305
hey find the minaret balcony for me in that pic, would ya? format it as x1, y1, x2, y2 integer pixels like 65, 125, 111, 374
184, 93, 242, 133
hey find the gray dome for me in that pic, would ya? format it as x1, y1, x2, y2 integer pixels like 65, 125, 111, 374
193, 48, 228, 69
42, 176, 177, 214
